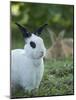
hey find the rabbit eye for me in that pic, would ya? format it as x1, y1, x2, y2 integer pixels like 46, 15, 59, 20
30, 41, 36, 48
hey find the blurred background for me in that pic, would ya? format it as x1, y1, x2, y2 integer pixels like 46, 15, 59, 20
11, 2, 74, 98
11, 2, 74, 49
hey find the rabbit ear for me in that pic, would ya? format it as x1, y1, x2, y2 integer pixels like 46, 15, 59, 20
58, 30, 65, 39
34, 24, 48, 35
15, 23, 31, 38
47, 28, 56, 44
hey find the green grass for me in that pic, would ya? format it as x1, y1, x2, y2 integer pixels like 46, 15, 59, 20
11, 58, 74, 98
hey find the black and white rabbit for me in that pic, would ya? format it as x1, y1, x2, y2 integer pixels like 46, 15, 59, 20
11, 23, 47, 92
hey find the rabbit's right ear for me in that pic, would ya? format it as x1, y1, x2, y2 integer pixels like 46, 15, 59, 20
47, 28, 56, 44
34, 24, 48, 35
58, 30, 65, 39
15, 23, 31, 38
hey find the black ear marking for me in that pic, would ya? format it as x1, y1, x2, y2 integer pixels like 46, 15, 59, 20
15, 23, 31, 38
34, 24, 48, 35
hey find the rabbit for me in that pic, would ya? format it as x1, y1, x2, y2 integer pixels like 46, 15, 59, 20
11, 23, 47, 92
45, 28, 73, 59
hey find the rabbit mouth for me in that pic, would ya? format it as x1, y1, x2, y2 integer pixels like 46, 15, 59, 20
32, 52, 44, 59
36, 56, 43, 59
40, 54, 43, 57
38, 53, 44, 58
33, 54, 44, 59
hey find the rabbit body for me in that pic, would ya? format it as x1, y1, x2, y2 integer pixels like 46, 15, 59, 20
61, 38, 73, 57
11, 49, 44, 91
45, 39, 65, 59
45, 38, 73, 59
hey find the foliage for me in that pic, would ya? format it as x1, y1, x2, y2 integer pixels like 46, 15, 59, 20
11, 2, 74, 49
11, 2, 74, 33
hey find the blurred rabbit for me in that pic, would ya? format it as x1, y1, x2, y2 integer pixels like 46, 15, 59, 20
45, 29, 73, 59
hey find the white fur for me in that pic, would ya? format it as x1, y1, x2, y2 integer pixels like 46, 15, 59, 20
11, 34, 46, 91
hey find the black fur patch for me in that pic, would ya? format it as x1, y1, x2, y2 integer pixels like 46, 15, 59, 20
30, 41, 36, 48
15, 23, 31, 38
34, 24, 48, 35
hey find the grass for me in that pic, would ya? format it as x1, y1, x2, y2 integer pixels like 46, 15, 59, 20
11, 58, 74, 98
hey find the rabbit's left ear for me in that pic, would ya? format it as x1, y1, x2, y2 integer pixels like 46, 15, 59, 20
58, 30, 65, 39
15, 23, 31, 38
34, 24, 48, 35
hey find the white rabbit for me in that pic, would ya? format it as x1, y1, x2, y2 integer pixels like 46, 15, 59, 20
11, 23, 47, 92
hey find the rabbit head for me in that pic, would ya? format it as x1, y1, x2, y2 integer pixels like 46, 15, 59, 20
15, 23, 47, 59
47, 28, 65, 44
